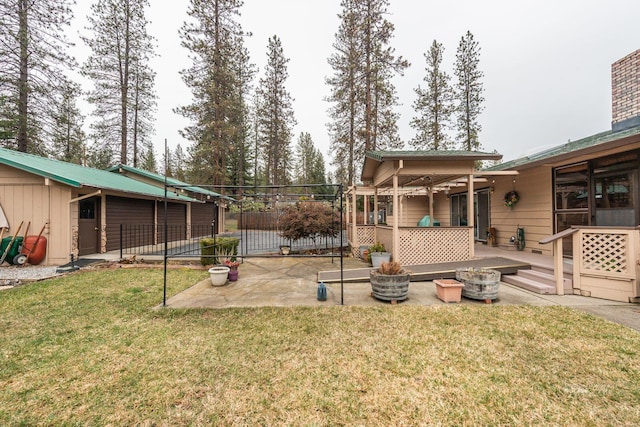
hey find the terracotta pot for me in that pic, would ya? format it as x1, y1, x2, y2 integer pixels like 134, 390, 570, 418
434, 279, 464, 303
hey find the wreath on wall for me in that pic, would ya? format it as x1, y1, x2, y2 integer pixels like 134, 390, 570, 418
504, 191, 520, 208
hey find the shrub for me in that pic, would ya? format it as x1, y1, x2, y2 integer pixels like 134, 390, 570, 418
278, 201, 340, 251
378, 261, 404, 275
366, 242, 386, 263
200, 237, 240, 266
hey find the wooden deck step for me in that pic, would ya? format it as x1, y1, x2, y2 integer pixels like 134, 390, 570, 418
317, 257, 531, 283
502, 275, 556, 294
503, 269, 573, 295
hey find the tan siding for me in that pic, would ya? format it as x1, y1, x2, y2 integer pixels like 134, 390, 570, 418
48, 185, 72, 265
488, 167, 554, 255
0, 181, 71, 265
433, 193, 450, 226
0, 164, 44, 184
400, 196, 436, 226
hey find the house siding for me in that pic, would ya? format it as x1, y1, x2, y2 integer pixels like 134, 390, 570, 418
0, 165, 72, 265
487, 167, 554, 255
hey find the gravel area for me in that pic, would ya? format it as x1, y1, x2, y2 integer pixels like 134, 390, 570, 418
0, 266, 61, 288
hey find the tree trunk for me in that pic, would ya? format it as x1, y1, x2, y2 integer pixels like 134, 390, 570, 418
17, 0, 28, 152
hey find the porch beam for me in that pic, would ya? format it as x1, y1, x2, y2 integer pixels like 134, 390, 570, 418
69, 190, 101, 203
473, 171, 519, 176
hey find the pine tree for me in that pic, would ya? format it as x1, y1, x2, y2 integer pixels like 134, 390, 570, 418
326, 0, 362, 186
326, 0, 408, 185
226, 40, 257, 191
410, 40, 454, 150
139, 145, 157, 173
0, 0, 75, 153
85, 142, 114, 169
177, 0, 248, 188
256, 35, 296, 186
51, 80, 86, 164
453, 31, 484, 151
172, 144, 187, 182
81, 0, 157, 165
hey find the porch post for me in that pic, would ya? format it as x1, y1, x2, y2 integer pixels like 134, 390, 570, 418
373, 189, 378, 225
364, 194, 369, 225
468, 174, 475, 258
554, 239, 564, 295
351, 187, 357, 249
428, 186, 434, 227
373, 188, 378, 243
393, 174, 399, 262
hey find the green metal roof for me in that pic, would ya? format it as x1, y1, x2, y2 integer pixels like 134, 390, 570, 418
0, 148, 198, 202
366, 150, 503, 162
107, 163, 233, 201
488, 125, 640, 171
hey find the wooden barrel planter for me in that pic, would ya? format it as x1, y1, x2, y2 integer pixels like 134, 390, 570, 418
370, 270, 410, 303
455, 268, 501, 303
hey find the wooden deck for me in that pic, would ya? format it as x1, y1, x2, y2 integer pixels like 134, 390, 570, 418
317, 257, 531, 283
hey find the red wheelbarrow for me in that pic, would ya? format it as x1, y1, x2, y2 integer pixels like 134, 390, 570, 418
15, 223, 47, 266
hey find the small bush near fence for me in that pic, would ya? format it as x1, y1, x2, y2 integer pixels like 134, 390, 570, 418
200, 237, 240, 266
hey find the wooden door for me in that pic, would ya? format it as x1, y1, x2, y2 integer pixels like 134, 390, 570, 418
78, 198, 99, 255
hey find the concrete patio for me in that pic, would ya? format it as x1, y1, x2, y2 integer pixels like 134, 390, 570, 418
163, 253, 640, 333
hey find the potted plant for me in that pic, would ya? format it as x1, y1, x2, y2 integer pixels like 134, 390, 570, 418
370, 261, 410, 303
279, 245, 291, 255
224, 259, 240, 281
368, 242, 391, 267
455, 267, 501, 303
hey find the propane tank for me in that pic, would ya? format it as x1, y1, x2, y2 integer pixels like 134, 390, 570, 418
317, 282, 327, 301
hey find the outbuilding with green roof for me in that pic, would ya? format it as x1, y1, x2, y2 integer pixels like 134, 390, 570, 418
0, 148, 218, 264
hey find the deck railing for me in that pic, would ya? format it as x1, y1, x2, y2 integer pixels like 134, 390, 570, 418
346, 222, 474, 265
541, 226, 640, 302
397, 226, 473, 265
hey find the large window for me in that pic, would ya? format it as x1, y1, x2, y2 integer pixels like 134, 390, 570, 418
450, 193, 467, 226
553, 152, 640, 255
554, 163, 590, 256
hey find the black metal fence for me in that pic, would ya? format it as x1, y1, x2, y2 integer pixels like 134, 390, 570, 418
119, 223, 214, 257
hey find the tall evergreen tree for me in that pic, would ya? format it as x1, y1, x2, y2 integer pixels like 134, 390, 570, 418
293, 132, 330, 196
82, 0, 157, 165
226, 40, 256, 191
454, 30, 484, 151
410, 40, 454, 150
138, 144, 157, 173
177, 0, 248, 187
51, 80, 85, 164
0, 0, 75, 154
326, 0, 408, 185
172, 144, 187, 182
256, 35, 296, 186
326, 0, 362, 186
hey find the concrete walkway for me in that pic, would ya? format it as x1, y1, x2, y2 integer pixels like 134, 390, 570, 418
164, 257, 640, 333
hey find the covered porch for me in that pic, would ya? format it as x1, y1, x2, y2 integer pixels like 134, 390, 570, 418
346, 151, 517, 265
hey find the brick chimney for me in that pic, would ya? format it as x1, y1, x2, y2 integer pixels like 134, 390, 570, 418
612, 49, 640, 132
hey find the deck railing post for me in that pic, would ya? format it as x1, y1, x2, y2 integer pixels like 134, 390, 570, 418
554, 239, 564, 295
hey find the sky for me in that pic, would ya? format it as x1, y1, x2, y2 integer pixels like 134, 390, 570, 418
71, 0, 640, 167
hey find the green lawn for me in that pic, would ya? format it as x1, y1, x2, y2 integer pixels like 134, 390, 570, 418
1, 268, 640, 426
